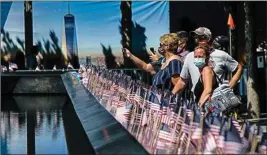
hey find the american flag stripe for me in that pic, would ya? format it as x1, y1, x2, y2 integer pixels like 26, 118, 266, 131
241, 137, 249, 148
150, 103, 161, 111
127, 94, 135, 101
186, 109, 193, 117
82, 78, 89, 84
259, 145, 267, 154
111, 96, 120, 102
102, 94, 111, 99
209, 124, 220, 138
223, 141, 243, 154
232, 118, 242, 136
110, 84, 119, 91
177, 115, 185, 126
155, 143, 176, 154
181, 123, 190, 134
156, 141, 173, 150
134, 96, 143, 104
143, 100, 150, 106
96, 83, 102, 88
216, 135, 225, 148
118, 87, 127, 94
192, 122, 200, 130
203, 131, 217, 153
130, 114, 142, 123
191, 127, 202, 145
102, 90, 113, 95
116, 108, 132, 123
157, 130, 177, 144
161, 115, 170, 125
141, 111, 148, 126
114, 101, 125, 107
179, 133, 189, 150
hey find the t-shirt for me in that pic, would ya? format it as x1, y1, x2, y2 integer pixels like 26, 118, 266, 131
150, 57, 166, 72
152, 59, 182, 90
180, 49, 238, 91
150, 51, 188, 72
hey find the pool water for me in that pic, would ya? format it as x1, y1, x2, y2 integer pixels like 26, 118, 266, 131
1, 96, 69, 154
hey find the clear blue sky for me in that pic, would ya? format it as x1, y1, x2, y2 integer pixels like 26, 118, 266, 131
2, 1, 169, 57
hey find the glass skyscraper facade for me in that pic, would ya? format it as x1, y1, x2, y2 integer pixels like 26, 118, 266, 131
62, 13, 79, 68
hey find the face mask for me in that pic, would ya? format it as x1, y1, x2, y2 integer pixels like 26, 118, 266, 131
177, 44, 185, 54
194, 58, 206, 68
177, 47, 183, 54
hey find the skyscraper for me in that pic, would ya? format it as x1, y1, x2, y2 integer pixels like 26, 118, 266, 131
62, 2, 79, 68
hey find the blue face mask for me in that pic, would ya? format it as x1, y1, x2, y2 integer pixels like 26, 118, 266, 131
194, 58, 206, 68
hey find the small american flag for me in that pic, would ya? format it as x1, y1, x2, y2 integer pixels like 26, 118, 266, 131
223, 122, 245, 154
202, 129, 217, 153
224, 141, 243, 154
206, 113, 223, 141
181, 114, 191, 134
118, 86, 127, 95
110, 83, 119, 91
259, 145, 267, 154
10, 63, 18, 69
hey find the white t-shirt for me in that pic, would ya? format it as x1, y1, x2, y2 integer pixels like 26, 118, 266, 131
180, 49, 238, 91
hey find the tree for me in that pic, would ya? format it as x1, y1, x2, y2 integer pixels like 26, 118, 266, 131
244, 1, 260, 118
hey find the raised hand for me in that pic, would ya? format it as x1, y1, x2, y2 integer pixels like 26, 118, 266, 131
122, 48, 132, 58
149, 53, 160, 62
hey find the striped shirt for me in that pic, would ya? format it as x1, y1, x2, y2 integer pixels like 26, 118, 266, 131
152, 59, 182, 90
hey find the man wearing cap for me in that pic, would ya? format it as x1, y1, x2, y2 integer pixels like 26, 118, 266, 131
172, 27, 243, 99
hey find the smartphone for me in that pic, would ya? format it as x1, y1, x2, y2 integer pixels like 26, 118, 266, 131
122, 48, 126, 53
150, 47, 155, 54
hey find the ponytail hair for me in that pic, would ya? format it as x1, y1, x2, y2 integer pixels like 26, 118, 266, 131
194, 44, 210, 57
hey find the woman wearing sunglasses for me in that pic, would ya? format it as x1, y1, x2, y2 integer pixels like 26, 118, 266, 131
122, 33, 183, 90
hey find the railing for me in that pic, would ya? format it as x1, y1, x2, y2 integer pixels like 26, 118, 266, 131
10, 69, 79, 72
110, 68, 152, 85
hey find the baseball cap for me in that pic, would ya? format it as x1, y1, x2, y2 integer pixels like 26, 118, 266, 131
212, 36, 229, 48
190, 27, 212, 41
177, 31, 189, 41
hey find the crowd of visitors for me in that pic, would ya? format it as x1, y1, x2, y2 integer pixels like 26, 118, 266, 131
122, 27, 243, 112
1, 26, 264, 113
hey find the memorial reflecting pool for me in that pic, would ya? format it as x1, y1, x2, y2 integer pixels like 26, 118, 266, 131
1, 95, 92, 154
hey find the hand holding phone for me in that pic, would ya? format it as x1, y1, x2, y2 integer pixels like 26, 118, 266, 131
122, 48, 131, 58
150, 47, 155, 55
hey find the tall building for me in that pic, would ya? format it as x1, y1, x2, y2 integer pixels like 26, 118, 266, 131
62, 2, 79, 68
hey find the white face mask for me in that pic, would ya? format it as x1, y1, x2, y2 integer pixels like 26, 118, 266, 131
194, 57, 206, 68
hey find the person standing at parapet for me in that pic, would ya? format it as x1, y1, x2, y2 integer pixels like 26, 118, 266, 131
27, 46, 38, 70
123, 33, 183, 90
172, 27, 243, 100
149, 31, 190, 64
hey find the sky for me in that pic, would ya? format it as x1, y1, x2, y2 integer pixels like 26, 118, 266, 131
2, 1, 169, 58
